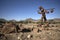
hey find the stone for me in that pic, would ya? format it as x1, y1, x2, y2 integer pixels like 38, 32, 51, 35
33, 28, 38, 33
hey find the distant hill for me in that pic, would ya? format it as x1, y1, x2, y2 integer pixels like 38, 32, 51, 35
0, 18, 60, 23
53, 18, 60, 22
0, 18, 7, 23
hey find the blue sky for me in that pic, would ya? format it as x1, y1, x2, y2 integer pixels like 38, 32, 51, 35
0, 0, 60, 21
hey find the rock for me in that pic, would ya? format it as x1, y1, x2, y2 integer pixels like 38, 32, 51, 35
27, 35, 31, 38
33, 28, 38, 33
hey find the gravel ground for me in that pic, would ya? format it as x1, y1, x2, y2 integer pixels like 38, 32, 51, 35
0, 24, 60, 40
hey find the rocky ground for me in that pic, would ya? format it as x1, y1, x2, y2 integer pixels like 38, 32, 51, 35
0, 23, 60, 40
